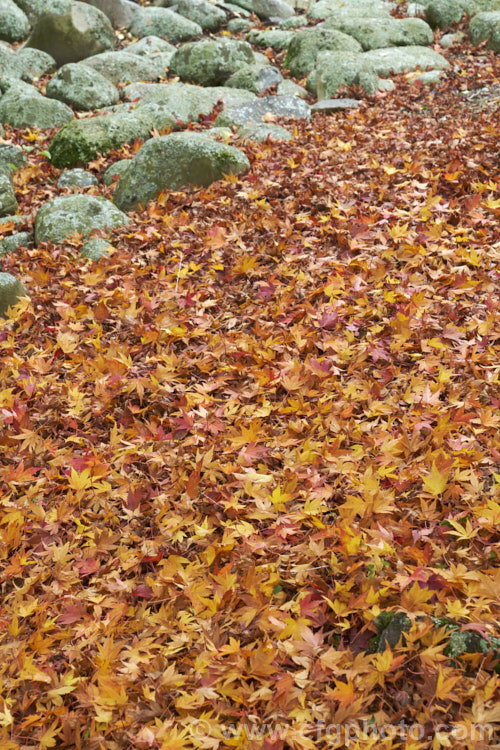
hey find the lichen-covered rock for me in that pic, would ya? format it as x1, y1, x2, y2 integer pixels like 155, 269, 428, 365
0, 83, 74, 129
0, 272, 27, 316
35, 194, 129, 244
82, 51, 163, 85
0, 231, 31, 255
25, 1, 115, 66
227, 18, 253, 32
215, 94, 310, 126
237, 122, 292, 141
277, 78, 308, 98
362, 45, 449, 76
0, 169, 17, 217
226, 64, 282, 94
169, 39, 255, 86
284, 29, 362, 78
307, 0, 393, 21
469, 11, 500, 51
176, 0, 227, 31
425, 0, 468, 28
322, 16, 433, 50
125, 35, 176, 56
252, 0, 295, 20
373, 612, 411, 652
316, 51, 380, 98
246, 29, 295, 49
128, 6, 202, 42
103, 159, 131, 185
0, 144, 28, 172
48, 113, 152, 168
81, 237, 114, 260
0, 0, 31, 43
13, 0, 70, 24
80, 0, 139, 29
0, 48, 56, 83
112, 132, 250, 211
46, 63, 120, 111
57, 169, 98, 188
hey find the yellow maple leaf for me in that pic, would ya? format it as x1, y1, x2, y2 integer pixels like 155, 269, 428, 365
423, 462, 449, 496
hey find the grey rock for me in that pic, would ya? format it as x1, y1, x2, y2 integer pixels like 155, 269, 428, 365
169, 39, 255, 86
82, 51, 164, 85
0, 48, 56, 83
57, 168, 98, 187
176, 0, 227, 31
440, 31, 464, 46
25, 1, 115, 66
128, 6, 202, 42
322, 16, 434, 50
0, 231, 32, 255
277, 78, 308, 97
0, 144, 28, 171
103, 159, 131, 185
374, 612, 411, 652
412, 68, 442, 83
284, 28, 362, 78
81, 236, 114, 259
316, 51, 380, 98
80, 0, 139, 28
0, 272, 27, 316
362, 45, 450, 76
253, 0, 295, 20
46, 63, 120, 111
35, 194, 129, 244
48, 113, 151, 168
246, 29, 294, 49
203, 126, 232, 140
307, 0, 393, 21
0, 0, 31, 43
279, 15, 307, 27
113, 132, 250, 211
469, 11, 500, 51
0, 83, 74, 129
215, 94, 310, 126
0, 169, 17, 217
125, 35, 176, 56
237, 122, 292, 141
227, 18, 254, 32
425, 0, 467, 28
311, 97, 361, 112
226, 64, 282, 93
13, 0, 71, 24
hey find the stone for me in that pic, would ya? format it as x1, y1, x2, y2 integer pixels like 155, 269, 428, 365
469, 11, 500, 51
411, 69, 442, 83
226, 64, 282, 94
284, 29, 362, 78
277, 78, 308, 98
323, 16, 434, 50
0, 231, 31, 255
48, 113, 152, 168
125, 36, 176, 56
112, 132, 250, 211
46, 63, 120, 111
215, 94, 310, 126
81, 237, 114, 260
82, 51, 164, 85
246, 29, 295, 49
374, 612, 411, 652
279, 15, 307, 27
362, 45, 450, 76
203, 126, 232, 141
227, 18, 254, 32
307, 0, 393, 21
0, 0, 31, 43
128, 7, 203, 42
169, 39, 255, 86
176, 0, 227, 31
34, 194, 129, 244
57, 168, 98, 188
0, 48, 56, 83
0, 83, 74, 129
253, 0, 295, 20
0, 169, 17, 217
13, 0, 71, 24
425, 0, 467, 28
315, 51, 380, 98
103, 159, 131, 185
0, 272, 27, 316
0, 144, 28, 172
311, 97, 361, 112
237, 122, 292, 141
80, 0, 139, 28
25, 1, 115, 66
440, 31, 465, 46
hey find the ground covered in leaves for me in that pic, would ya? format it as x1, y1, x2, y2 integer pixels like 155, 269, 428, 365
1, 35, 500, 750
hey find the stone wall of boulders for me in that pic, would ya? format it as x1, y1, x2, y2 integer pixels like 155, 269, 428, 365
1, 0, 499, 314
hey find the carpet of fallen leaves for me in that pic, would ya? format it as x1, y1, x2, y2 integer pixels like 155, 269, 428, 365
0, 37, 500, 750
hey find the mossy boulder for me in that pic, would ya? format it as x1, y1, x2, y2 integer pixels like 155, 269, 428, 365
0, 144, 28, 172
307, 0, 393, 21
0, 169, 17, 217
112, 132, 250, 211
169, 38, 255, 86
284, 29, 362, 78
469, 11, 500, 50
316, 51, 380, 98
0, 0, 31, 43
82, 51, 165, 85
215, 94, 310, 126
0, 82, 74, 129
25, 1, 115, 66
48, 113, 152, 168
128, 6, 202, 42
226, 64, 282, 94
46, 63, 120, 111
0, 272, 27, 316
323, 16, 434, 50
0, 48, 56, 83
34, 194, 129, 244
176, 0, 227, 31
361, 45, 449, 76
